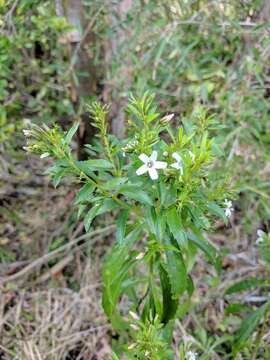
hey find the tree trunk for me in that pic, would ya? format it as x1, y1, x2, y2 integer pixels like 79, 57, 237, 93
56, 0, 99, 158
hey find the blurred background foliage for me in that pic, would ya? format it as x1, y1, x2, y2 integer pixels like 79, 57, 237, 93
0, 0, 270, 358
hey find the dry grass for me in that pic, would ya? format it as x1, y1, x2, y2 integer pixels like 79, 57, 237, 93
0, 155, 269, 359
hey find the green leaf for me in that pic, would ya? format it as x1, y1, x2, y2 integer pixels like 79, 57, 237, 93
116, 209, 129, 244
164, 236, 187, 299
102, 227, 141, 327
159, 263, 179, 323
74, 183, 95, 204
234, 301, 269, 351
97, 199, 118, 215
84, 204, 102, 232
225, 278, 269, 295
159, 182, 177, 208
111, 352, 120, 360
188, 229, 219, 271
103, 177, 128, 191
77, 204, 86, 219
119, 186, 153, 206
207, 202, 226, 222
166, 207, 188, 249
64, 122, 79, 144
77, 159, 113, 172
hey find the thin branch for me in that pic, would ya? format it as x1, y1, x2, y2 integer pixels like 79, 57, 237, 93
0, 224, 115, 284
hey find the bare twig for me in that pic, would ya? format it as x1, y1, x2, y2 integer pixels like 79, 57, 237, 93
0, 225, 115, 284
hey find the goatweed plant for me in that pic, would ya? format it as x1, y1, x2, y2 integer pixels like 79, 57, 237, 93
24, 93, 232, 358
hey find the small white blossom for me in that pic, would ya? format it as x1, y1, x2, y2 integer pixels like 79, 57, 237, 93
22, 129, 31, 137
256, 229, 265, 244
129, 311, 140, 321
224, 198, 234, 218
128, 343, 136, 350
171, 152, 183, 175
22, 146, 30, 152
130, 324, 139, 331
161, 113, 174, 124
40, 152, 50, 159
186, 350, 197, 360
136, 151, 167, 180
135, 252, 145, 260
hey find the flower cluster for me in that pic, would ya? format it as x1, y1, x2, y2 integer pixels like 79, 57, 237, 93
256, 229, 265, 245
122, 139, 139, 156
136, 150, 185, 180
224, 198, 234, 218
186, 350, 197, 360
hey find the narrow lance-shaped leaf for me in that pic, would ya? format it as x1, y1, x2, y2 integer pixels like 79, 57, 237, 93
234, 301, 269, 351
166, 207, 188, 249
159, 263, 179, 324
119, 185, 153, 206
188, 227, 220, 271
225, 278, 269, 295
102, 227, 141, 324
164, 235, 187, 299
75, 182, 95, 204
64, 122, 80, 145
84, 203, 102, 232
116, 209, 129, 244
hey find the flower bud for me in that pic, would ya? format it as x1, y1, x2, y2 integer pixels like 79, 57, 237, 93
130, 324, 139, 331
129, 311, 140, 320
161, 113, 174, 124
135, 252, 145, 260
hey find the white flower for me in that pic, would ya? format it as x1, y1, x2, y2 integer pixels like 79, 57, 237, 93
136, 151, 167, 180
256, 229, 265, 244
161, 113, 174, 124
135, 252, 145, 260
129, 311, 140, 321
40, 152, 50, 159
186, 350, 197, 360
130, 324, 139, 331
224, 198, 234, 218
22, 129, 31, 137
171, 152, 183, 175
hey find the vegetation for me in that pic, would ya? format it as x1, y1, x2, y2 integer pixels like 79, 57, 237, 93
0, 1, 269, 359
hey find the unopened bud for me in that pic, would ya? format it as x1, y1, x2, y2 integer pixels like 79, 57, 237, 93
135, 252, 145, 260
128, 343, 136, 350
40, 152, 50, 159
129, 311, 140, 320
130, 324, 140, 331
163, 151, 168, 157
161, 113, 174, 124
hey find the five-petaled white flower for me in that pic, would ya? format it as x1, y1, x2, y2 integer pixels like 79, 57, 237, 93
186, 350, 197, 360
171, 152, 183, 175
136, 151, 167, 180
224, 198, 233, 218
256, 229, 265, 245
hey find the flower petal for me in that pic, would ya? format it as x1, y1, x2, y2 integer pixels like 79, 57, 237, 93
171, 162, 181, 169
154, 161, 167, 169
136, 164, 148, 176
139, 153, 149, 163
257, 229, 264, 237
172, 152, 181, 162
148, 167, 158, 180
150, 150, 157, 162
